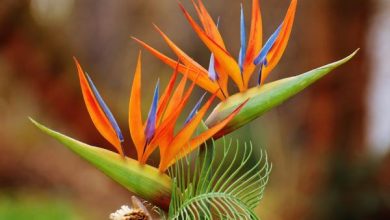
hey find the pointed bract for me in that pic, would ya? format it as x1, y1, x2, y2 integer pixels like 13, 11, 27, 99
30, 119, 171, 210
206, 50, 359, 137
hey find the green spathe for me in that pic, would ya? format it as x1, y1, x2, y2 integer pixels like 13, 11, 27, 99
30, 118, 172, 210
206, 50, 359, 137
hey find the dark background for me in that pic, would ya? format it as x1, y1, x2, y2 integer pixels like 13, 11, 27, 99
0, 0, 389, 219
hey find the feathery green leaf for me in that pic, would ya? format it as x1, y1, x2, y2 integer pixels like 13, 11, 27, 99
168, 138, 271, 219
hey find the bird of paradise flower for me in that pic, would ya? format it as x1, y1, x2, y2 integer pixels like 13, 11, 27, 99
132, 0, 356, 138
31, 0, 357, 212
74, 52, 245, 172
133, 0, 297, 99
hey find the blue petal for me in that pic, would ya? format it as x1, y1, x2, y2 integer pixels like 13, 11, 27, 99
184, 93, 206, 125
238, 3, 246, 72
216, 17, 221, 28
85, 73, 124, 142
145, 80, 159, 143
207, 17, 221, 81
253, 24, 282, 66
208, 53, 218, 81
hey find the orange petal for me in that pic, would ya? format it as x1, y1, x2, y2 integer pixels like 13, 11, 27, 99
159, 92, 217, 171
191, 0, 226, 49
262, 0, 297, 82
190, 0, 229, 96
214, 60, 230, 97
160, 78, 198, 140
153, 24, 209, 79
243, 0, 263, 88
179, 3, 245, 92
156, 63, 179, 125
161, 72, 188, 122
129, 52, 146, 161
162, 99, 248, 171
132, 37, 224, 100
74, 58, 124, 156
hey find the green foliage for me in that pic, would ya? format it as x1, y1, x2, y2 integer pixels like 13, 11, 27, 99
206, 50, 359, 137
168, 139, 271, 220
30, 118, 172, 210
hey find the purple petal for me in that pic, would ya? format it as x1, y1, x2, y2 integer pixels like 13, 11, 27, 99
254, 24, 282, 66
208, 53, 218, 81
85, 72, 124, 142
238, 3, 246, 72
207, 17, 221, 81
144, 80, 159, 143
184, 93, 206, 125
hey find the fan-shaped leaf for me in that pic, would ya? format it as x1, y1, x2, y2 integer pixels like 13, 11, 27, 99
168, 138, 271, 219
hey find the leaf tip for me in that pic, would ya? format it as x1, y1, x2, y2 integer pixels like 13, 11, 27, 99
350, 48, 360, 58
29, 117, 37, 127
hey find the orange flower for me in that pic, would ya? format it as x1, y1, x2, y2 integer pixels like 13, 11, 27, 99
133, 0, 297, 99
74, 52, 245, 172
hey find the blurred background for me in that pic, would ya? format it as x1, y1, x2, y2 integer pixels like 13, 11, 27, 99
0, 0, 389, 219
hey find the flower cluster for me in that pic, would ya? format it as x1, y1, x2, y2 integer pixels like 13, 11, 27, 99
133, 0, 297, 99
74, 52, 244, 171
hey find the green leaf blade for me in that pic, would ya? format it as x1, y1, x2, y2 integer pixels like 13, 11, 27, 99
205, 50, 358, 137
30, 118, 172, 210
